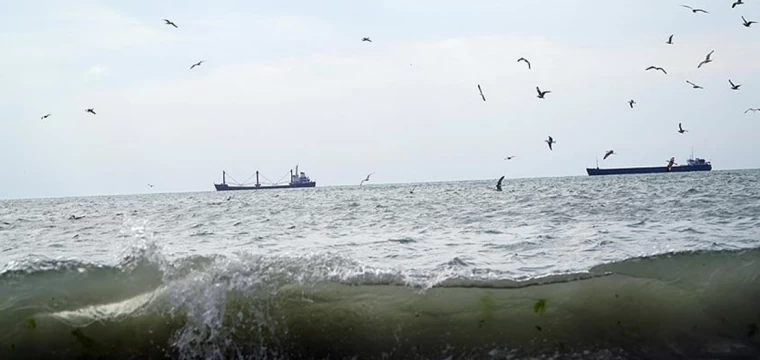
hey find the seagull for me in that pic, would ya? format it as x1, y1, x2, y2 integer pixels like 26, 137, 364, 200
504, 156, 516, 161
645, 66, 667, 74
742, 16, 757, 27
496, 176, 504, 192
163, 19, 178, 28
697, 50, 714, 68
744, 108, 760, 114
603, 150, 615, 160
147, 184, 154, 188
545, 136, 556, 151
666, 157, 677, 172
478, 84, 486, 102
517, 57, 531, 70
190, 61, 204, 70
536, 86, 551, 99
666, 34, 674, 44
628, 100, 636, 108
733, 0, 745, 9
360, 173, 374, 186
41, 113, 51, 120
686, 80, 703, 89
729, 79, 741, 90
678, 123, 688, 134
85, 108, 96, 115
681, 5, 709, 13
362, 37, 372, 42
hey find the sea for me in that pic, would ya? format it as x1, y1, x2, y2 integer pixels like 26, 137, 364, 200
1, 170, 759, 360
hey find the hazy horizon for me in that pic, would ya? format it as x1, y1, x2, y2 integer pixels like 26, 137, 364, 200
2, 0, 759, 200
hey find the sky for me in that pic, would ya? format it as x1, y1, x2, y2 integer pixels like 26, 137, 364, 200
1, 0, 759, 199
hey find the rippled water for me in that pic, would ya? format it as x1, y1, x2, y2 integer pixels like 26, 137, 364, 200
2, 170, 760, 359
2, 170, 760, 279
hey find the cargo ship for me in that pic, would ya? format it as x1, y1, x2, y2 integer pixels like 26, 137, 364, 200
214, 166, 316, 191
586, 157, 712, 176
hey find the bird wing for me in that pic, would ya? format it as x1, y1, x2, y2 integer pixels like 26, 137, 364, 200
536, 86, 541, 95
681, 5, 693, 10
645, 66, 655, 70
668, 35, 673, 42
746, 108, 752, 114
686, 80, 695, 86
659, 68, 667, 74
729, 79, 735, 87
706, 50, 714, 60
695, 9, 708, 13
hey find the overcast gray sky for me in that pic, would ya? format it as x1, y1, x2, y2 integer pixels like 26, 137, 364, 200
1, 0, 759, 199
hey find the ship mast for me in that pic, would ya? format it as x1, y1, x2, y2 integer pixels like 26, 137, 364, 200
256, 170, 260, 187
223, 170, 226, 185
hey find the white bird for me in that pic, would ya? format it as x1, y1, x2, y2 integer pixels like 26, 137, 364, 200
190, 61, 204, 70
681, 5, 709, 13
697, 50, 714, 68
517, 57, 531, 70
477, 84, 486, 102
360, 173, 374, 186
686, 80, 703, 89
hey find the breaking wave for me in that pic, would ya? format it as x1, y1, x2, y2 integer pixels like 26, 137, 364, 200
1, 245, 760, 359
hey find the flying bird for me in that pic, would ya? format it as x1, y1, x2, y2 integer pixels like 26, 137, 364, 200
477, 84, 486, 102
85, 108, 96, 115
504, 156, 516, 161
742, 16, 757, 27
163, 19, 178, 28
517, 57, 531, 69
496, 176, 504, 192
41, 113, 51, 120
628, 100, 636, 108
409, 186, 417, 194
536, 86, 551, 99
678, 123, 688, 134
147, 184, 154, 188
645, 66, 667, 74
666, 34, 674, 44
697, 50, 714, 68
729, 79, 741, 90
744, 108, 759, 114
666, 157, 677, 172
190, 61, 204, 70
362, 37, 372, 42
545, 136, 556, 151
360, 173, 374, 186
603, 150, 615, 160
733, 0, 745, 9
681, 5, 709, 13
686, 80, 703, 89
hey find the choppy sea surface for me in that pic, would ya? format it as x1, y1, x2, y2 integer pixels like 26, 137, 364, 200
1, 170, 759, 359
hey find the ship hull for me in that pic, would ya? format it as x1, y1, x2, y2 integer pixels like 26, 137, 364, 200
587, 164, 711, 176
214, 182, 316, 191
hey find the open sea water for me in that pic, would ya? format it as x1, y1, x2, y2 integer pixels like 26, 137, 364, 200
1, 170, 759, 359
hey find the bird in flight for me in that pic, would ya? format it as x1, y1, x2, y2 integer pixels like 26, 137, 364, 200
729, 79, 741, 90
645, 66, 667, 74
733, 0, 745, 9
744, 108, 759, 114
163, 19, 178, 28
86, 108, 96, 115
742, 16, 757, 27
666, 34, 674, 45
603, 150, 615, 160
545, 136, 556, 151
678, 123, 688, 134
666, 157, 677, 172
409, 186, 417, 194
190, 61, 204, 70
517, 57, 531, 70
360, 173, 374, 186
697, 50, 714, 68
147, 184, 154, 188
681, 5, 709, 13
477, 84, 486, 102
496, 176, 505, 192
536, 86, 551, 99
504, 156, 516, 161
686, 80, 703, 89
41, 113, 51, 120
628, 100, 636, 108
362, 37, 372, 42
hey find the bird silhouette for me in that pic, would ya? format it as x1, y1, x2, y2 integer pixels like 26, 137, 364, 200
628, 100, 636, 108
645, 66, 667, 74
686, 80, 703, 89
360, 173, 374, 186
477, 84, 486, 102
744, 108, 759, 114
190, 61, 204, 70
666, 34, 674, 44
517, 57, 531, 69
536, 87, 551, 99
733, 0, 745, 9
742, 16, 757, 27
41, 113, 51, 120
85, 108, 96, 115
678, 123, 688, 134
682, 5, 709, 13
729, 79, 741, 90
496, 176, 505, 192
545, 136, 556, 151
504, 156, 516, 161
163, 19, 178, 28
697, 50, 714, 68
362, 37, 372, 42
603, 150, 615, 160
